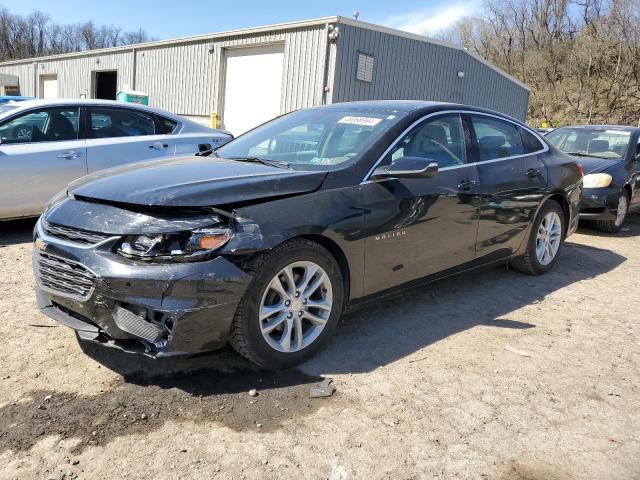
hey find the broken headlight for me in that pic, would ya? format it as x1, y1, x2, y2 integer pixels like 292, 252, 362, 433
116, 228, 232, 262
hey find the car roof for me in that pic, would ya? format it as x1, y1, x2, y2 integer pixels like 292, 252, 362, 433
306, 100, 526, 122
0, 98, 181, 120
554, 124, 638, 132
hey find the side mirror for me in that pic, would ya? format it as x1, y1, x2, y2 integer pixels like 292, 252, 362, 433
372, 156, 439, 180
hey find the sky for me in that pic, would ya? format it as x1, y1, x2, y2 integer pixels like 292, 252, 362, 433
0, 0, 483, 39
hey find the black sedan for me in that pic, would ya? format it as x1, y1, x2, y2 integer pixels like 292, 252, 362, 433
546, 125, 640, 232
33, 102, 582, 369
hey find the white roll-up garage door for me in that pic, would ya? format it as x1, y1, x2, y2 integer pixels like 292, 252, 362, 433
223, 45, 284, 136
40, 75, 58, 99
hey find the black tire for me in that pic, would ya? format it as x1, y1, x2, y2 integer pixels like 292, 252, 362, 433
593, 191, 629, 234
230, 238, 344, 369
510, 199, 565, 275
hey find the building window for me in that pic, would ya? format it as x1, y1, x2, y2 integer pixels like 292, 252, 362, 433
356, 52, 374, 83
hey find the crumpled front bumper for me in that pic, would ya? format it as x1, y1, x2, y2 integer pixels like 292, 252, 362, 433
33, 220, 252, 357
579, 187, 621, 221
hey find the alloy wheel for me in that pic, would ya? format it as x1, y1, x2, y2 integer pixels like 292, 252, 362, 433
536, 211, 562, 266
259, 261, 333, 353
615, 194, 628, 228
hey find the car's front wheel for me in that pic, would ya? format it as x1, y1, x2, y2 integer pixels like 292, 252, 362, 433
230, 239, 344, 369
593, 191, 629, 233
511, 199, 565, 275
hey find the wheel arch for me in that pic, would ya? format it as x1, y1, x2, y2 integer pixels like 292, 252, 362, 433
547, 192, 571, 237
295, 233, 351, 304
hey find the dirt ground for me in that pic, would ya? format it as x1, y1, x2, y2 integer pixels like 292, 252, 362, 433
0, 214, 639, 480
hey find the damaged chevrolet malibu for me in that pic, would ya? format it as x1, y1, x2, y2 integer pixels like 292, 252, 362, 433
33, 101, 583, 369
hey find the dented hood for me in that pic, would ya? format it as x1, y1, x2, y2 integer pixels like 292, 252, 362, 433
68, 156, 327, 207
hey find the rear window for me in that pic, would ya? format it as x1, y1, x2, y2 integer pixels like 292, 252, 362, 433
520, 127, 544, 153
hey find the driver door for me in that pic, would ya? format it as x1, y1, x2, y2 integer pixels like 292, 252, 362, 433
361, 113, 480, 295
0, 106, 87, 219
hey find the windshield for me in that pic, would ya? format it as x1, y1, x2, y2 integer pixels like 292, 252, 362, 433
546, 127, 631, 159
216, 107, 404, 168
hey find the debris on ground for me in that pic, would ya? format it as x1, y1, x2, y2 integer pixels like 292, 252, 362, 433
310, 378, 336, 398
47, 471, 65, 480
248, 389, 258, 397
504, 345, 532, 357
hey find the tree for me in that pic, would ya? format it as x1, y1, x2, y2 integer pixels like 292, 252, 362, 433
0, 6, 156, 63
443, 0, 640, 126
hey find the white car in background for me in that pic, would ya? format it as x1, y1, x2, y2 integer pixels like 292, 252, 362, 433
0, 99, 232, 220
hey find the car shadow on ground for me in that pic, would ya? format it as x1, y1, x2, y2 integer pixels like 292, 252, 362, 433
302, 238, 626, 375
0, 217, 36, 246
0, 219, 629, 455
576, 208, 640, 239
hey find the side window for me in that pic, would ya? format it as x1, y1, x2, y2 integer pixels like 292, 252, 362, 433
387, 114, 466, 168
154, 115, 178, 134
470, 115, 523, 161
89, 107, 156, 139
519, 127, 544, 154
0, 107, 79, 144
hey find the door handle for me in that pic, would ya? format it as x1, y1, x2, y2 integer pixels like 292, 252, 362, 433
57, 150, 82, 160
457, 179, 478, 191
526, 167, 541, 178
149, 142, 169, 150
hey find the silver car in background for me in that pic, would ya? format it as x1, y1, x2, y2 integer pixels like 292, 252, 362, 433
0, 99, 232, 220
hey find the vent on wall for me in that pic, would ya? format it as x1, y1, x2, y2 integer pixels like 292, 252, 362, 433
356, 52, 375, 83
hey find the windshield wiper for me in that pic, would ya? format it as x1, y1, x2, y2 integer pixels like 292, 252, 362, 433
228, 157, 291, 168
565, 152, 607, 159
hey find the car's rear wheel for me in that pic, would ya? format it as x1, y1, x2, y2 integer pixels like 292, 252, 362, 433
510, 199, 565, 275
593, 191, 629, 233
230, 239, 344, 369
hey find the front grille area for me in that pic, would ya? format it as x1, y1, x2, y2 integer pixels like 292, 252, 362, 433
35, 252, 96, 300
43, 221, 113, 245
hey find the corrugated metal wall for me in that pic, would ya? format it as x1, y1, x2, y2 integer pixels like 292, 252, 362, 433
135, 24, 327, 116
331, 23, 530, 120
0, 24, 328, 119
0, 20, 529, 120
0, 51, 134, 99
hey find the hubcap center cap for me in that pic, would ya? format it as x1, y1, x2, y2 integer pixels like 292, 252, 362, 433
291, 299, 303, 311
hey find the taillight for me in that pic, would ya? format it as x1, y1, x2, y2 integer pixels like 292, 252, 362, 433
576, 163, 584, 177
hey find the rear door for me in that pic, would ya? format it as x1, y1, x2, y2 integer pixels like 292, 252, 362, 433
361, 113, 480, 294
0, 106, 86, 219
465, 113, 548, 263
84, 106, 176, 173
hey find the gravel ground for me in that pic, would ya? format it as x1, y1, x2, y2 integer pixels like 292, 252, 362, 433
0, 214, 638, 480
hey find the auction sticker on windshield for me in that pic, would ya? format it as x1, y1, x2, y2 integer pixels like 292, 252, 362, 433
337, 116, 382, 126
604, 130, 630, 135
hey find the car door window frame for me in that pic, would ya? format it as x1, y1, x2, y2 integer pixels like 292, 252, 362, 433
386, 113, 467, 168
462, 113, 548, 165
363, 110, 548, 183
86, 105, 158, 139
465, 114, 532, 164
363, 111, 473, 182
0, 106, 81, 145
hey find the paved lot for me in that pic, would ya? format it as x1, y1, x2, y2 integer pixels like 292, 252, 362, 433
0, 214, 638, 480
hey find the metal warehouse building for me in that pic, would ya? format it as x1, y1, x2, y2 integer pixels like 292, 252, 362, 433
0, 16, 530, 135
